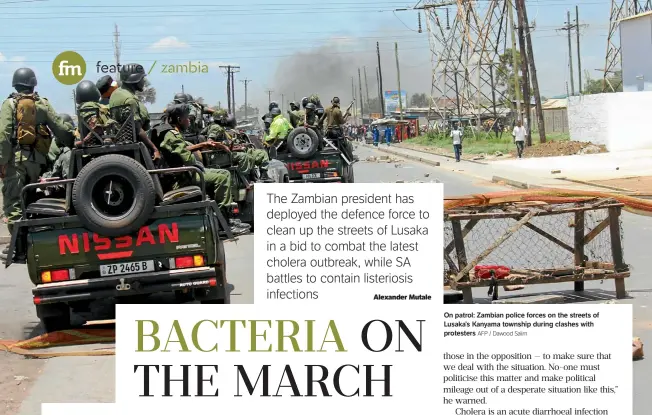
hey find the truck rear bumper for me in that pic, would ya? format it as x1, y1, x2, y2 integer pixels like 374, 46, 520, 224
32, 266, 219, 305
289, 177, 342, 183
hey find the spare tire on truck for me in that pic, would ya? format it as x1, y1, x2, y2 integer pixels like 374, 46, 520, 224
72, 154, 156, 237
286, 127, 319, 159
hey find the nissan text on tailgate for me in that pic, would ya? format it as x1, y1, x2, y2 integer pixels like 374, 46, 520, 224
280, 148, 344, 183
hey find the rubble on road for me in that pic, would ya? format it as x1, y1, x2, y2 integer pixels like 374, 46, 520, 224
364, 155, 404, 163
516, 141, 608, 158
633, 337, 644, 360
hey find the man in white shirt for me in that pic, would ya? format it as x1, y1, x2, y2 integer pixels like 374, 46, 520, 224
450, 124, 463, 162
512, 120, 526, 158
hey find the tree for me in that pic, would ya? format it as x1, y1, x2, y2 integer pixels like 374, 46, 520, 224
495, 48, 532, 106
135, 79, 156, 104
410, 93, 429, 107
583, 70, 622, 94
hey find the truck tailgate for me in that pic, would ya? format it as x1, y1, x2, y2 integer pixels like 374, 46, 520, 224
284, 150, 342, 182
29, 215, 209, 272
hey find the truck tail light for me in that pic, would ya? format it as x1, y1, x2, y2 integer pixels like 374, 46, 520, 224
175, 255, 205, 269
41, 269, 70, 283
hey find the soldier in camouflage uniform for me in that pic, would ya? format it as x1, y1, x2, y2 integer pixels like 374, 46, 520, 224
304, 103, 319, 128
0, 68, 76, 259
158, 104, 235, 209
203, 109, 271, 180
287, 101, 305, 128
42, 113, 76, 184
76, 80, 119, 146
108, 63, 161, 161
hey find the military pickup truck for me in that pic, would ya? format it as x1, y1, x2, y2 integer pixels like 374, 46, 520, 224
5, 106, 231, 332
273, 126, 355, 183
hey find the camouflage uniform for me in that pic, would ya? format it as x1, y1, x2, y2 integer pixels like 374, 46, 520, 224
187, 102, 203, 135
323, 104, 345, 130
159, 128, 233, 208
78, 101, 118, 140
108, 87, 151, 131
0, 94, 74, 231
288, 109, 305, 128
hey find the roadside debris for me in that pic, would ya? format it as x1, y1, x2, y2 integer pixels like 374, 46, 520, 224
517, 141, 608, 158
633, 337, 644, 360
551, 170, 562, 174
364, 155, 403, 163
14, 376, 28, 385
494, 151, 504, 157
424, 173, 430, 177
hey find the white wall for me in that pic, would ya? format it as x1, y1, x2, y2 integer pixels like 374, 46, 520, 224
621, 15, 652, 92
569, 91, 652, 151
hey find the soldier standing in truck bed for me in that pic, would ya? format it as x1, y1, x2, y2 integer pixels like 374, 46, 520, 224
0, 68, 75, 260
108, 64, 161, 161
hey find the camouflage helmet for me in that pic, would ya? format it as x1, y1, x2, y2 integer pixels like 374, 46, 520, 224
75, 80, 101, 104
186, 94, 195, 102
308, 94, 320, 105
213, 108, 228, 121
305, 102, 316, 111
270, 107, 282, 117
119, 63, 146, 85
12, 68, 37, 88
332, 96, 340, 105
289, 101, 298, 110
173, 92, 188, 103
268, 101, 279, 112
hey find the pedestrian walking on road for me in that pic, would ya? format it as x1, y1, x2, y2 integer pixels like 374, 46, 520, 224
451, 124, 463, 162
512, 120, 526, 158
372, 126, 380, 147
384, 125, 392, 146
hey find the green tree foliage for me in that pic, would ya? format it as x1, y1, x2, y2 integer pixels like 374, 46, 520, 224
583, 70, 622, 94
496, 48, 532, 106
135, 78, 156, 104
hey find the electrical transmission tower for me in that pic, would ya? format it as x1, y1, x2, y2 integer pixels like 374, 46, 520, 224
603, 0, 652, 92
422, 0, 510, 128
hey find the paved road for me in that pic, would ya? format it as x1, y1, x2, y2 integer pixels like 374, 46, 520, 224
1, 145, 650, 414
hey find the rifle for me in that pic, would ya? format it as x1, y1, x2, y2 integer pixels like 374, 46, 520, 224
343, 100, 355, 120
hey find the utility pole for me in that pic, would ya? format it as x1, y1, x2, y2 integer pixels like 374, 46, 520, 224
113, 24, 121, 67
351, 77, 358, 124
358, 68, 365, 122
376, 67, 382, 116
240, 79, 252, 120
376, 42, 385, 117
265, 89, 274, 104
508, 0, 522, 123
231, 66, 239, 114
521, 0, 546, 143
565, 11, 576, 95
281, 94, 285, 113
395, 42, 403, 121
181, 85, 185, 94
576, 6, 583, 94
219, 65, 239, 113
516, 0, 532, 146
363, 66, 371, 108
